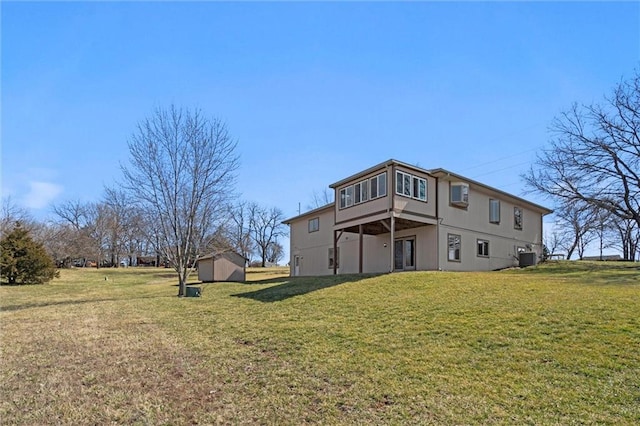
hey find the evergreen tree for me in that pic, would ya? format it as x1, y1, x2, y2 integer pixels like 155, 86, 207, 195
0, 223, 58, 285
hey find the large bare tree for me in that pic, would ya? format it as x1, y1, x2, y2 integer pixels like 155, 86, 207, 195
524, 71, 640, 231
121, 105, 238, 296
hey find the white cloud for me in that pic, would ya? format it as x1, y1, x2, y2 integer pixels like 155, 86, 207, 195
22, 181, 63, 209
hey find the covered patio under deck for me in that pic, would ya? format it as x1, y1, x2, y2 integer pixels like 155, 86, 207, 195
332, 214, 438, 274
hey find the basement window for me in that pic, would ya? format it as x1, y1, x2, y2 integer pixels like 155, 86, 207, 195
477, 239, 489, 257
448, 234, 461, 262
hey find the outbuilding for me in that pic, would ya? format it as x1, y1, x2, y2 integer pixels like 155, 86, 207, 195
197, 252, 246, 282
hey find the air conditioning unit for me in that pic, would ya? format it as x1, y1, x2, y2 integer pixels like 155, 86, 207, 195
450, 183, 469, 207
519, 252, 537, 267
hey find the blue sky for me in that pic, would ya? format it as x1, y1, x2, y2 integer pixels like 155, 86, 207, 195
2, 2, 639, 238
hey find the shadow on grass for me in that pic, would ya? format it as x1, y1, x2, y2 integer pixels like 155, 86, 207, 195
518, 260, 640, 274
515, 261, 640, 285
1, 295, 171, 313
232, 273, 382, 302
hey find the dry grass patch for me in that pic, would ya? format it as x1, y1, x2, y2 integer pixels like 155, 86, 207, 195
2, 262, 639, 424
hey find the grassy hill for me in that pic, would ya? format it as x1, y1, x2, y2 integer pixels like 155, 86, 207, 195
1, 262, 639, 424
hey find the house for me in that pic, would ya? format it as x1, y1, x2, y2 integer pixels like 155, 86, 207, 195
283, 159, 552, 276
197, 252, 247, 282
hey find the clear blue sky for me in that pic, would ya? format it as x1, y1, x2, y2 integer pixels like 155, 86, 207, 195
2, 2, 639, 233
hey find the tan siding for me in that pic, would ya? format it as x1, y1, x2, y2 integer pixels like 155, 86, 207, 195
437, 178, 545, 271
197, 258, 214, 282
213, 255, 245, 282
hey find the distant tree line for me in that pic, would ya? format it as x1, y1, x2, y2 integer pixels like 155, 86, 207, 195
1, 194, 287, 270
524, 69, 640, 261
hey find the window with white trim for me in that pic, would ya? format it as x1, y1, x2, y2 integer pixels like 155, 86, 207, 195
339, 185, 354, 209
339, 172, 387, 210
489, 199, 500, 224
477, 239, 489, 257
370, 172, 387, 199
355, 180, 368, 204
514, 207, 523, 230
395, 171, 427, 201
413, 176, 427, 201
308, 217, 319, 233
396, 171, 411, 196
448, 234, 461, 261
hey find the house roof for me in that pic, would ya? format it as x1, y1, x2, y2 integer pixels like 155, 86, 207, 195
282, 202, 333, 225
428, 168, 553, 215
198, 251, 248, 262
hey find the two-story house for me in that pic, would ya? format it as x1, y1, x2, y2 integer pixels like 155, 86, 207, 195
283, 159, 552, 276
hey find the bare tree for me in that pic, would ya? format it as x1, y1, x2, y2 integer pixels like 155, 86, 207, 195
543, 228, 562, 259
306, 188, 334, 210
554, 202, 597, 260
121, 105, 239, 296
227, 201, 254, 262
608, 216, 640, 261
248, 203, 286, 267
524, 70, 640, 231
52, 200, 98, 266
1, 196, 36, 238
266, 241, 284, 265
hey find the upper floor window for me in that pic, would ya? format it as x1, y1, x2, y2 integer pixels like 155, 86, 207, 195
339, 172, 387, 210
354, 180, 368, 204
370, 172, 387, 199
308, 217, 319, 233
514, 207, 523, 230
489, 199, 500, 224
339, 185, 354, 209
396, 171, 427, 201
450, 183, 469, 208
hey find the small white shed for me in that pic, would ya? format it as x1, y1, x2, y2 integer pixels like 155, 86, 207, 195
197, 252, 246, 282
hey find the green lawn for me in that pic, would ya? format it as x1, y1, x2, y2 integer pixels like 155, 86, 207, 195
1, 263, 639, 424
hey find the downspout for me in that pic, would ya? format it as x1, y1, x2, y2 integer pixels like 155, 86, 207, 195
435, 176, 440, 270
389, 163, 395, 273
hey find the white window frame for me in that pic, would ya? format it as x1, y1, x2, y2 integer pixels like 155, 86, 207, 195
354, 180, 368, 204
370, 172, 387, 199
339, 185, 354, 209
514, 207, 523, 230
396, 171, 412, 197
412, 176, 427, 201
489, 199, 500, 224
448, 233, 461, 262
308, 217, 319, 233
477, 239, 489, 257
395, 171, 427, 202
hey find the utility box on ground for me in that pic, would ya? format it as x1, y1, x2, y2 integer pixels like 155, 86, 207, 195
185, 286, 201, 297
